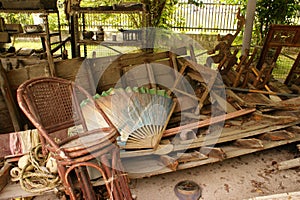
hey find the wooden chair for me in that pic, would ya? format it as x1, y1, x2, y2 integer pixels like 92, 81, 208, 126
17, 77, 133, 200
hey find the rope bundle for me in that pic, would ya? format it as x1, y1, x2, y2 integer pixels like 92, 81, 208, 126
10, 144, 61, 193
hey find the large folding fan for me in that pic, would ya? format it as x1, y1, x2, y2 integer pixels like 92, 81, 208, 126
94, 87, 176, 149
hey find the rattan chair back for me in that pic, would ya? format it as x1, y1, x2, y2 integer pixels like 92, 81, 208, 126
17, 77, 133, 200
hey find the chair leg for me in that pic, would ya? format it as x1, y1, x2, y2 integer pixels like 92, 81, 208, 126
112, 148, 133, 200
65, 162, 113, 200
101, 148, 133, 200
100, 154, 121, 200
57, 163, 77, 200
75, 166, 97, 200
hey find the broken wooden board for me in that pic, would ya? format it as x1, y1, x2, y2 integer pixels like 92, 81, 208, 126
175, 151, 207, 163
200, 147, 226, 160
0, 162, 11, 193
247, 191, 300, 200
163, 108, 256, 137
120, 144, 174, 158
118, 110, 299, 159
278, 157, 300, 170
160, 155, 179, 171
233, 138, 264, 149
259, 130, 295, 141
123, 131, 300, 179
170, 114, 300, 152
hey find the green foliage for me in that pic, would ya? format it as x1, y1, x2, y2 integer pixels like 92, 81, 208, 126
0, 13, 34, 25
255, 0, 300, 44
220, 0, 300, 45
146, 0, 203, 28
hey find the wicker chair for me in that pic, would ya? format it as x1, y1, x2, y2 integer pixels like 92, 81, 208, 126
17, 77, 133, 200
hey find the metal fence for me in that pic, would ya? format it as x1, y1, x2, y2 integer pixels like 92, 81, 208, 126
171, 0, 241, 34
64, 1, 241, 34
77, 12, 142, 32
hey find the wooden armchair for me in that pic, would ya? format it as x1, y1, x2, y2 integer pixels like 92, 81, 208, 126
17, 77, 133, 200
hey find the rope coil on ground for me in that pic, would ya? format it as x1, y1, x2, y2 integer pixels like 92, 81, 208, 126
10, 144, 61, 193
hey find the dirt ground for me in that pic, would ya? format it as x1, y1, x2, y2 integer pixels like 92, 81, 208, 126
129, 143, 300, 200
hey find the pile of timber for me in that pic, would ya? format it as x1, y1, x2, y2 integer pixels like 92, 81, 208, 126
1, 46, 300, 182
76, 47, 300, 180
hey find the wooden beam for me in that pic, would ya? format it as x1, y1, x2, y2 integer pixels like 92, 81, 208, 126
0, 63, 21, 131
124, 133, 300, 179
278, 158, 300, 170
163, 108, 256, 137
0, 162, 11, 193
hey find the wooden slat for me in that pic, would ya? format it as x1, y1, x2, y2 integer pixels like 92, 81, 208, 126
173, 119, 300, 152
278, 157, 300, 170
0, 162, 11, 193
163, 108, 256, 137
124, 133, 300, 179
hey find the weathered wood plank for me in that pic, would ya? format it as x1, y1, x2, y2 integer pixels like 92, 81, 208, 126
175, 151, 207, 163
259, 130, 295, 141
173, 119, 300, 152
233, 138, 264, 149
160, 155, 178, 171
0, 162, 11, 193
0, 63, 21, 132
163, 108, 256, 137
124, 132, 300, 179
200, 147, 226, 160
278, 157, 300, 170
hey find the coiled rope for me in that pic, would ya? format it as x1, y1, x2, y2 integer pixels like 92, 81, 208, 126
10, 144, 61, 193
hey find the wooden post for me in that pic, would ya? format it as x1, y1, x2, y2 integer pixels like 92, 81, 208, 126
40, 14, 56, 77
0, 63, 21, 131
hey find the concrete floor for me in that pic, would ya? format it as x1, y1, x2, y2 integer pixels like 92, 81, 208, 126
2, 144, 299, 200
129, 143, 300, 200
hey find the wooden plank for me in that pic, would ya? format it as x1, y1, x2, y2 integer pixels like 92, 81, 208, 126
0, 63, 21, 131
0, 133, 11, 157
259, 130, 295, 141
120, 144, 173, 158
113, 51, 171, 68
233, 138, 264, 149
278, 157, 300, 170
163, 108, 256, 137
211, 91, 237, 113
173, 119, 300, 152
175, 151, 207, 163
125, 132, 300, 179
0, 162, 11, 193
160, 155, 178, 171
43, 34, 56, 77
247, 191, 300, 200
200, 147, 226, 160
